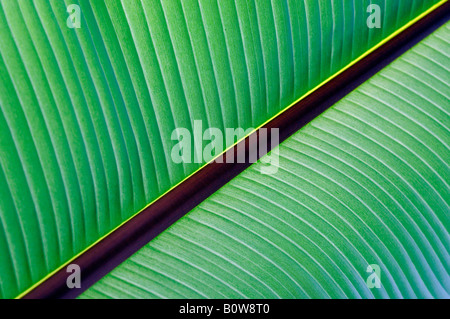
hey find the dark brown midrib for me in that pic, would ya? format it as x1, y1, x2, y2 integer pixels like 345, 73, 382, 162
23, 2, 450, 299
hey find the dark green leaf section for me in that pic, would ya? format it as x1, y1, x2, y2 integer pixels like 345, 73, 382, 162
81, 22, 450, 299
0, 0, 441, 298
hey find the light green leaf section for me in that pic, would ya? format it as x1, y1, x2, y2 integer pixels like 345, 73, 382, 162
0, 0, 442, 298
81, 21, 450, 299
